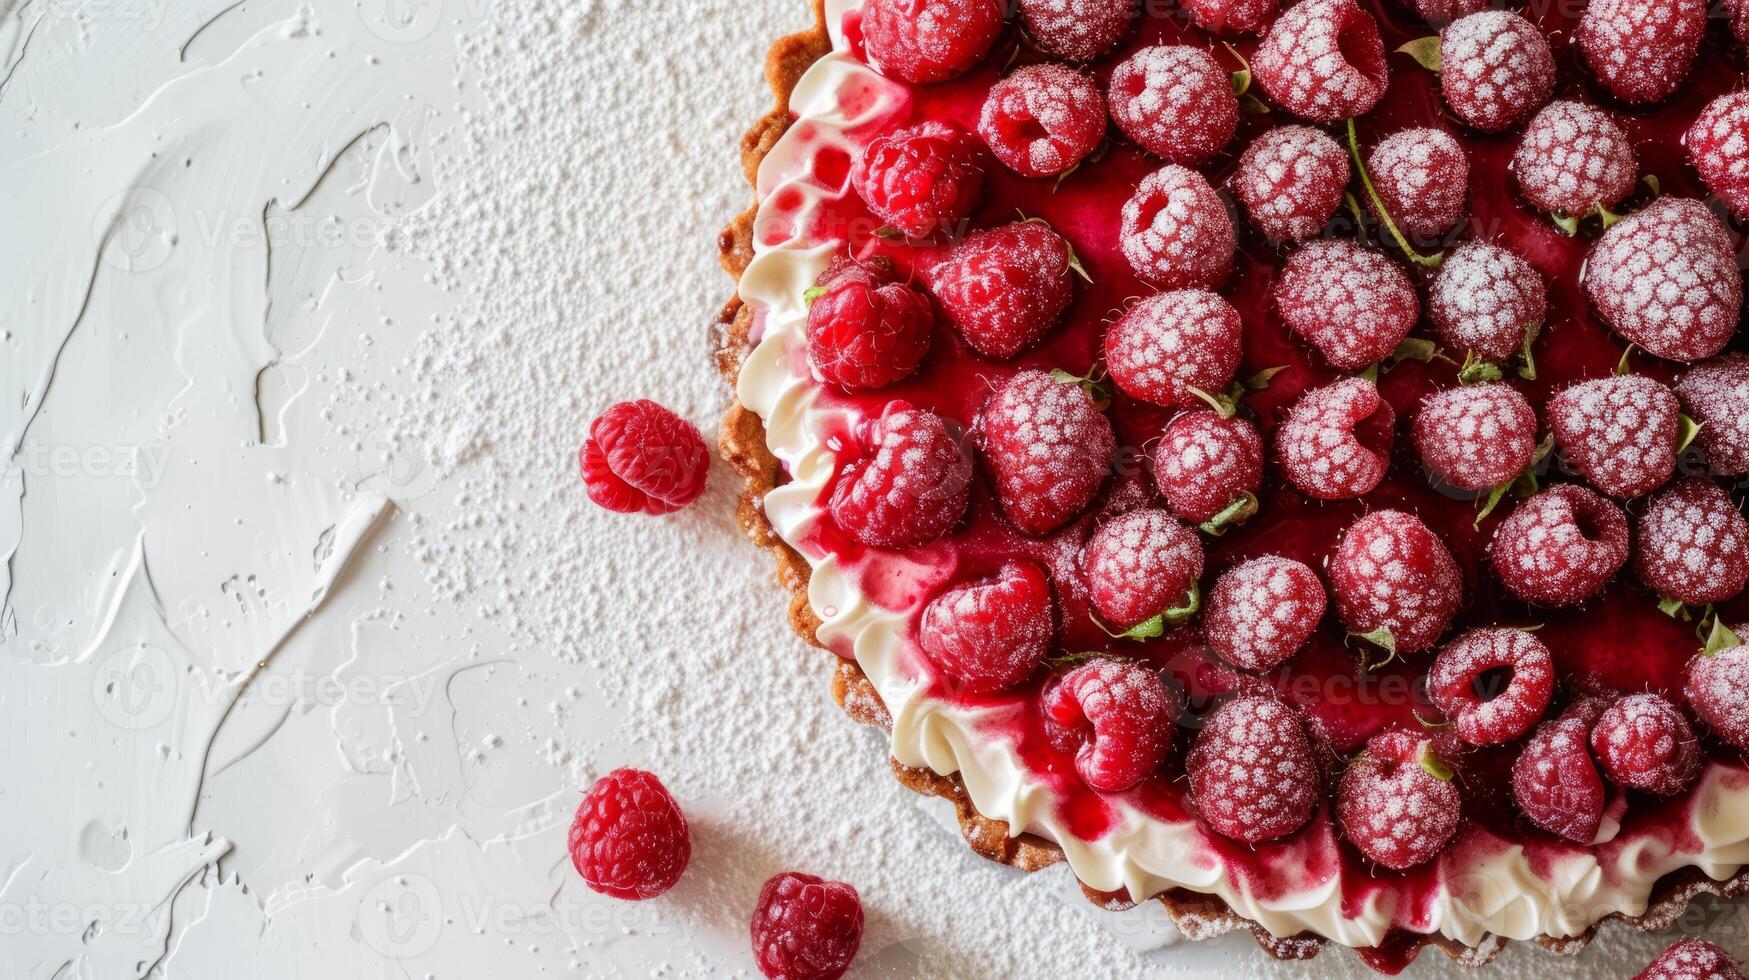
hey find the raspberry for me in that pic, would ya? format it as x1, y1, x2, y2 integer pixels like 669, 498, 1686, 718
1548, 375, 1680, 499
750, 872, 864, 980
1511, 709, 1605, 843
1677, 354, 1749, 477
1253, 0, 1389, 124
978, 64, 1107, 179
1233, 125, 1350, 243
829, 402, 972, 549
1491, 484, 1630, 606
1016, 0, 1131, 62
1275, 240, 1419, 371
569, 768, 691, 900
1437, 11, 1555, 134
1412, 383, 1538, 493
1512, 101, 1637, 219
1182, 0, 1277, 34
851, 121, 986, 239
1082, 509, 1205, 631
1429, 628, 1554, 745
1636, 939, 1746, 980
1577, 0, 1704, 105
1590, 693, 1701, 796
1686, 633, 1749, 753
1277, 377, 1396, 500
579, 400, 710, 516
1366, 128, 1468, 241
805, 259, 933, 391
861, 0, 1004, 85
1331, 510, 1462, 656
1633, 477, 1749, 606
1734, 0, 1749, 46
1336, 731, 1461, 870
1103, 290, 1242, 410
920, 560, 1054, 695
1187, 696, 1320, 844
1688, 92, 1749, 219
1203, 556, 1327, 672
1107, 46, 1239, 168
1151, 411, 1264, 525
1043, 659, 1179, 792
1392, 0, 1486, 24
1428, 242, 1546, 364
1586, 197, 1742, 364
1118, 165, 1235, 290
930, 221, 1074, 359
975, 370, 1116, 535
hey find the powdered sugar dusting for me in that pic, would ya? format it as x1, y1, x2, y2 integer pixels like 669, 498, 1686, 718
1331, 510, 1462, 654
1253, 0, 1388, 123
1152, 411, 1263, 524
976, 370, 1118, 535
1204, 556, 1327, 672
1367, 127, 1468, 239
1016, 0, 1132, 62
1108, 45, 1239, 167
1549, 375, 1679, 499
1677, 354, 1749, 477
1278, 377, 1395, 500
1083, 508, 1205, 629
1586, 197, 1742, 364
1687, 640, 1749, 753
1491, 484, 1630, 606
1045, 658, 1177, 792
1577, 0, 1705, 105
1512, 100, 1637, 217
1633, 476, 1749, 605
1336, 731, 1461, 870
1234, 124, 1350, 243
1119, 164, 1236, 289
1275, 239, 1419, 371
1688, 92, 1749, 218
1186, 696, 1320, 844
1104, 290, 1242, 409
1438, 11, 1554, 133
1429, 628, 1554, 745
1636, 938, 1747, 980
1429, 241, 1546, 363
1412, 383, 1537, 493
1591, 693, 1701, 796
978, 63, 1106, 178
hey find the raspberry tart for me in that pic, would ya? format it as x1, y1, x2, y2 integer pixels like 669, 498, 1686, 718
719, 0, 1749, 971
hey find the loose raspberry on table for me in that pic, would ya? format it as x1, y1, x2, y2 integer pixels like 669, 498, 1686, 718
1253, 0, 1388, 124
1277, 377, 1396, 501
569, 768, 691, 900
1512, 101, 1636, 219
930, 221, 1075, 359
1686, 92, 1749, 220
1187, 696, 1320, 844
975, 370, 1116, 536
1577, 0, 1705, 105
1586, 197, 1742, 364
1635, 939, 1746, 980
1233, 125, 1350, 243
1366, 127, 1469, 240
1104, 290, 1242, 410
1511, 709, 1606, 843
1429, 628, 1554, 745
1428, 242, 1545, 364
1204, 556, 1327, 672
1274, 239, 1419, 372
1044, 658, 1180, 792
1633, 477, 1749, 606
850, 121, 986, 239
829, 402, 972, 549
1590, 693, 1702, 796
1107, 46, 1239, 168
1413, 383, 1538, 493
1119, 164, 1235, 290
579, 400, 709, 516
1082, 508, 1205, 631
1331, 510, 1463, 656
1016, 0, 1132, 62
806, 258, 933, 391
1152, 411, 1264, 526
1337, 731, 1461, 870
1677, 354, 1749, 477
861, 0, 1005, 85
1549, 375, 1680, 499
751, 872, 864, 980
978, 64, 1107, 179
1686, 630, 1749, 753
1491, 484, 1630, 606
1437, 11, 1555, 134
1183, 0, 1277, 34
920, 560, 1054, 695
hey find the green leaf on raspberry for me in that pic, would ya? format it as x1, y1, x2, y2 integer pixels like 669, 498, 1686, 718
1678, 414, 1706, 455
1458, 351, 1504, 385
1395, 36, 1442, 73
1550, 212, 1580, 237
1162, 581, 1201, 626
1517, 326, 1539, 381
1411, 709, 1451, 730
1642, 173, 1662, 196
1239, 92, 1271, 115
1701, 615, 1743, 657
1615, 344, 1636, 376
1243, 365, 1288, 391
1225, 43, 1253, 97
1418, 745, 1456, 782
1386, 337, 1444, 369
1186, 384, 1239, 419
1351, 627, 1398, 670
1120, 614, 1166, 641
803, 285, 828, 306
1199, 492, 1259, 536
1595, 202, 1626, 229
874, 226, 905, 239
1659, 596, 1691, 620
1346, 118, 1444, 268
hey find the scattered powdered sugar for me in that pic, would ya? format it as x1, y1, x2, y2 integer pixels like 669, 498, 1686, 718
1687, 91, 1749, 217
1233, 124, 1350, 242
1119, 164, 1236, 289
1331, 510, 1462, 655
1512, 100, 1637, 217
1082, 508, 1204, 628
1277, 377, 1395, 500
1152, 411, 1263, 524
1428, 628, 1554, 745
1015, 0, 1132, 62
1677, 354, 1749, 476
1367, 127, 1468, 239
1549, 375, 1679, 499
1103, 290, 1241, 409
1428, 241, 1545, 363
1490, 484, 1630, 606
978, 63, 1106, 178
1412, 383, 1537, 493
1107, 45, 1238, 167
1586, 197, 1742, 363
1203, 556, 1327, 672
1275, 239, 1419, 371
1253, 0, 1388, 123
1633, 476, 1749, 604
1577, 0, 1705, 105
1437, 11, 1554, 133
1185, 696, 1319, 845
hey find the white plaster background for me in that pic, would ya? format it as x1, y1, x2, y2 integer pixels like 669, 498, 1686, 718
0, 0, 1732, 976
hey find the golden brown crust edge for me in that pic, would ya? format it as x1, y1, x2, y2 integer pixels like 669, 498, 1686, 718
711, 5, 1749, 970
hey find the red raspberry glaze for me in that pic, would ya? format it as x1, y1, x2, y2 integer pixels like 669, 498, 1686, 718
750, 872, 864, 980
569, 768, 691, 900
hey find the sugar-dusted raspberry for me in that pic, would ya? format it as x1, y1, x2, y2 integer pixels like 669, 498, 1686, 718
1337, 731, 1461, 870
1733, 0, 1749, 46
1152, 411, 1264, 526
978, 64, 1107, 179
1275, 240, 1419, 371
1016, 0, 1131, 62
1587, 197, 1742, 364
1635, 939, 1747, 980
920, 560, 1054, 694
751, 872, 864, 980
1204, 556, 1327, 672
1331, 510, 1462, 656
1634, 477, 1749, 606
930, 221, 1074, 359
1043, 658, 1180, 792
1366, 128, 1469, 240
1278, 377, 1395, 501
1104, 290, 1242, 410
1108, 46, 1239, 168
1429, 628, 1554, 745
1512, 101, 1637, 219
1412, 383, 1538, 493
975, 370, 1116, 535
1437, 11, 1555, 134
1233, 125, 1350, 243
1677, 354, 1749, 477
1686, 632, 1749, 752
1428, 242, 1545, 364
861, 0, 1005, 85
1119, 165, 1235, 290
1577, 0, 1705, 106
1187, 696, 1320, 844
851, 121, 986, 239
1491, 484, 1630, 606
1082, 509, 1205, 631
1549, 375, 1680, 499
569, 768, 691, 900
1511, 709, 1605, 843
1688, 92, 1749, 219
806, 258, 933, 391
580, 400, 710, 516
829, 402, 972, 548
1253, 0, 1389, 124
1183, 0, 1277, 34
1392, 0, 1486, 24
1590, 693, 1702, 796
